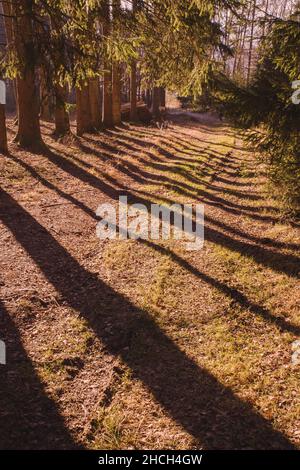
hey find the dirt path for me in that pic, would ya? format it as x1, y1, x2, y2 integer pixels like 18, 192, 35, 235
0, 113, 299, 449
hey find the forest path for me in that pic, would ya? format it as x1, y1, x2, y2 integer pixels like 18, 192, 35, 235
0, 113, 299, 449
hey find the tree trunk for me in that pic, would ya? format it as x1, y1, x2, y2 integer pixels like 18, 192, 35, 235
247, 0, 257, 86
55, 85, 70, 136
102, 66, 113, 127
232, 6, 246, 79
262, 0, 269, 37
112, 0, 121, 126
102, 1, 113, 127
76, 85, 92, 136
130, 62, 138, 121
112, 63, 121, 126
15, 74, 42, 147
152, 87, 161, 119
160, 87, 166, 108
12, 0, 42, 148
0, 103, 8, 154
89, 78, 101, 130
146, 88, 152, 108
40, 70, 52, 121
2, 0, 16, 125
130, 0, 138, 121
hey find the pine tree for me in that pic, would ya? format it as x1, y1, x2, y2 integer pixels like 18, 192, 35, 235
7, 0, 42, 148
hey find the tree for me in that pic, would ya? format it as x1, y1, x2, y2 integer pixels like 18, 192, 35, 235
12, 0, 42, 148
151, 87, 161, 119
89, 78, 102, 130
102, 0, 113, 127
247, 0, 257, 85
130, 0, 139, 121
0, 0, 242, 145
112, 0, 122, 126
216, 8, 300, 214
55, 85, 70, 137
76, 84, 92, 136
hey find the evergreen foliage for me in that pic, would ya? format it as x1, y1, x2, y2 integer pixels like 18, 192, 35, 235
214, 10, 300, 215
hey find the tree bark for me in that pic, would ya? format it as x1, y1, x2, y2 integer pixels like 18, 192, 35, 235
146, 88, 152, 108
12, 0, 42, 148
247, 0, 257, 86
130, 0, 138, 121
89, 78, 101, 130
112, 0, 121, 126
55, 85, 70, 136
15, 75, 42, 147
102, 1, 113, 127
102, 66, 113, 127
151, 87, 161, 119
0, 103, 8, 154
130, 62, 138, 121
112, 63, 121, 125
40, 70, 52, 121
160, 87, 166, 108
76, 85, 92, 136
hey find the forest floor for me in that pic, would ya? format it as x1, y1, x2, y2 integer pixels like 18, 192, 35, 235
0, 112, 300, 450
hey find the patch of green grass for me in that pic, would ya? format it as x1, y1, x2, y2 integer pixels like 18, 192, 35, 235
37, 315, 94, 383
90, 405, 125, 449
90, 400, 141, 450
1, 160, 31, 185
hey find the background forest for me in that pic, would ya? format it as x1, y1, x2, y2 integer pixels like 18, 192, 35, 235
0, 0, 300, 214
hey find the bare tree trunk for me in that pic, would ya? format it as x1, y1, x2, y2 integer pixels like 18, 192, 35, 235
0, 1, 11, 152
102, 0, 113, 127
262, 0, 269, 38
138, 76, 141, 101
130, 61, 138, 121
247, 0, 257, 86
112, 63, 121, 126
102, 65, 113, 127
0, 103, 8, 154
279, 0, 288, 18
130, 0, 138, 121
152, 87, 161, 119
112, 0, 121, 126
236, 2, 250, 83
55, 85, 70, 136
232, 4, 247, 79
2, 0, 16, 126
160, 87, 166, 108
40, 70, 52, 121
76, 85, 92, 136
223, 9, 229, 73
10, 0, 42, 148
146, 88, 152, 108
89, 78, 101, 130
15, 76, 41, 147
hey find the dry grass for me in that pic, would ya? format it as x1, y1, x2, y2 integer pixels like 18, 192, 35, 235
0, 114, 299, 449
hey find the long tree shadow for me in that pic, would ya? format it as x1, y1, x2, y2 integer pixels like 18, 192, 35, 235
6, 153, 300, 333
38, 147, 300, 278
93, 132, 262, 201
0, 299, 78, 449
80, 131, 283, 224
141, 241, 300, 336
70, 138, 276, 219
0, 189, 296, 449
